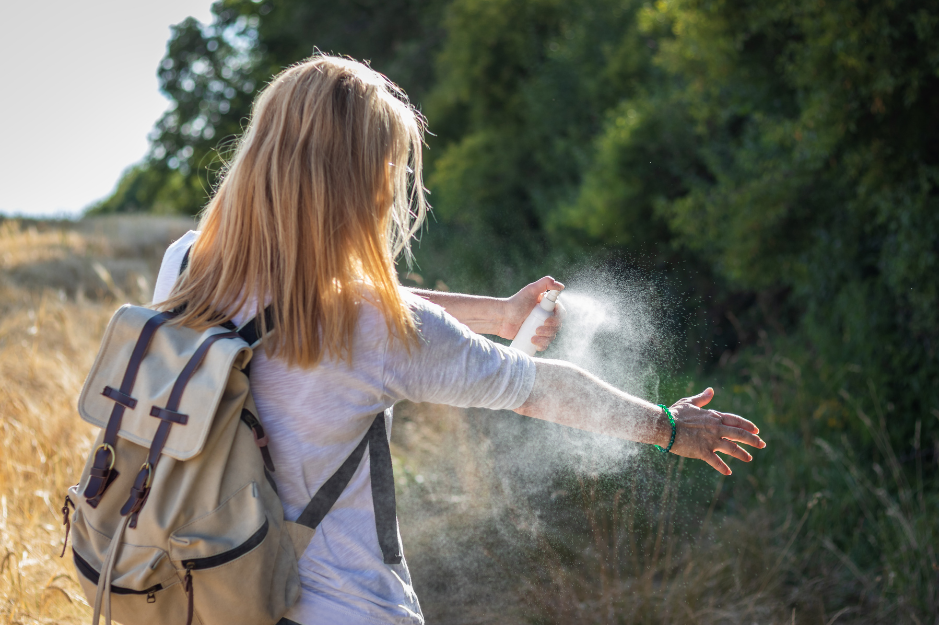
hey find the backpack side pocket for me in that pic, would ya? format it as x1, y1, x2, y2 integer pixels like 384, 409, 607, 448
170, 481, 299, 625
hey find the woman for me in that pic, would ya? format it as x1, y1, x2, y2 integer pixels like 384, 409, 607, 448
154, 55, 764, 625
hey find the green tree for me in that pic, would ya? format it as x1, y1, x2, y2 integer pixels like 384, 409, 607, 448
419, 0, 680, 282
93, 0, 938, 433
634, 0, 939, 434
94, 0, 449, 215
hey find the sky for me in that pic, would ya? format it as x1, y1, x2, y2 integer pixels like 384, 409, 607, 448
0, 0, 216, 217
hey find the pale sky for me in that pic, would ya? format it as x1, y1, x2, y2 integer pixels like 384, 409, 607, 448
0, 0, 216, 217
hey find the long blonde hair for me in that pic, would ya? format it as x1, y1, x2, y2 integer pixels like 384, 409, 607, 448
158, 55, 428, 367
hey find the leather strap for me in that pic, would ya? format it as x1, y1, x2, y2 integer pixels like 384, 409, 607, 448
59, 495, 75, 558
241, 409, 275, 472
120, 331, 242, 524
101, 386, 137, 410
149, 406, 188, 425
183, 566, 194, 625
294, 413, 401, 564
85, 310, 176, 505
177, 243, 275, 472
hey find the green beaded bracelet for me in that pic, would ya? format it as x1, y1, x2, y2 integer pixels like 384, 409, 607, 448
654, 404, 676, 454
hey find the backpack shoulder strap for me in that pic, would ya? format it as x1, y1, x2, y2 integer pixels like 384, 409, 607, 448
179, 245, 192, 275
178, 244, 272, 345
293, 413, 401, 565
180, 248, 400, 563
236, 307, 275, 347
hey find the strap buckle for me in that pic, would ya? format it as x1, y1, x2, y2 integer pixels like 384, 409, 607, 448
138, 462, 154, 490
93, 443, 116, 471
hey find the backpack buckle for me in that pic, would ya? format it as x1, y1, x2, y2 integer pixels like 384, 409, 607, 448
120, 462, 154, 526
93, 444, 116, 471
83, 444, 119, 505
139, 462, 154, 489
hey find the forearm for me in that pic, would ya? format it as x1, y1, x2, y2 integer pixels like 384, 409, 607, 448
408, 288, 505, 336
515, 359, 672, 447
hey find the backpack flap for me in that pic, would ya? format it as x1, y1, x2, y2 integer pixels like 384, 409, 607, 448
78, 305, 253, 461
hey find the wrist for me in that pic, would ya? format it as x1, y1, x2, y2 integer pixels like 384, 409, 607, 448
650, 404, 672, 448
653, 404, 677, 453
495, 297, 512, 339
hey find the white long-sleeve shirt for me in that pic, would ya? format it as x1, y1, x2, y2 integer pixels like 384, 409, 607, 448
153, 232, 535, 625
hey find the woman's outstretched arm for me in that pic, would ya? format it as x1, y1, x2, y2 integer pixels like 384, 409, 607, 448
410, 276, 565, 351
514, 359, 766, 475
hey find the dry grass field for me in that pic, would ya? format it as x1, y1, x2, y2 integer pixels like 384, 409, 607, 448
0, 216, 521, 624
1, 217, 933, 625
0, 216, 195, 624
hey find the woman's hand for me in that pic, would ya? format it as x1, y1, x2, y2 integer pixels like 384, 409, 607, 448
667, 388, 765, 475
498, 276, 565, 351
409, 277, 563, 344
517, 362, 763, 478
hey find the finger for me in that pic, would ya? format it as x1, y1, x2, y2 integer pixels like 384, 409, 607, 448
537, 315, 561, 329
532, 330, 557, 343
530, 276, 564, 298
689, 387, 714, 408
716, 439, 752, 463
545, 277, 565, 292
703, 452, 732, 475
531, 335, 552, 351
532, 325, 560, 349
719, 425, 765, 449
714, 411, 759, 434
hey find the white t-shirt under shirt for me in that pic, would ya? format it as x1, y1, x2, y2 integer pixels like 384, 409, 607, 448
153, 232, 536, 625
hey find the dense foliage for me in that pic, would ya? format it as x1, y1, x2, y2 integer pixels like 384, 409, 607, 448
92, 2, 937, 615
94, 0, 937, 430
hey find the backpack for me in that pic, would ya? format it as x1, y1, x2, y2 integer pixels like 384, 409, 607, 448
62, 253, 402, 625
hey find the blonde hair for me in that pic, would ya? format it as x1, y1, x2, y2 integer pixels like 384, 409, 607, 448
158, 55, 428, 367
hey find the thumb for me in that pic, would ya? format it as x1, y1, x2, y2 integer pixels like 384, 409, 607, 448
690, 387, 714, 407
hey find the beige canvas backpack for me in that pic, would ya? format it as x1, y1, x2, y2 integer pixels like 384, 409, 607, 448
62, 255, 402, 625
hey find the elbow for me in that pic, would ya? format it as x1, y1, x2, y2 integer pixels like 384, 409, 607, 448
513, 398, 538, 418
515, 358, 597, 422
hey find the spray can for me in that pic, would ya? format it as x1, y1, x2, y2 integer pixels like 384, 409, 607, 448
509, 290, 561, 356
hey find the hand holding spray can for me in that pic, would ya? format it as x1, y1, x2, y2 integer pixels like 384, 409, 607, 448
509, 290, 561, 356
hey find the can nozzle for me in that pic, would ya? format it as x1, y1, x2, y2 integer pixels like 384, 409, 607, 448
540, 289, 560, 311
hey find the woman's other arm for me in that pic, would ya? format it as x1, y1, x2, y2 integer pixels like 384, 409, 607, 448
409, 276, 565, 351
515, 359, 766, 475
